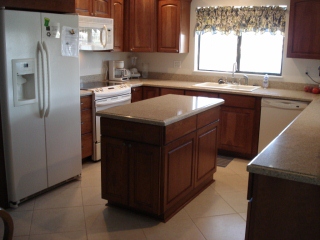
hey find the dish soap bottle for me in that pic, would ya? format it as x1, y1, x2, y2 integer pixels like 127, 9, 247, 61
263, 74, 269, 89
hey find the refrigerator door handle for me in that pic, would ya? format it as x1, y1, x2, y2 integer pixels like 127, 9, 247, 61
37, 41, 46, 118
42, 41, 51, 117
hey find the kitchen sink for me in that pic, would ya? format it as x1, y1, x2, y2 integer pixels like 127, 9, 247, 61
193, 82, 260, 92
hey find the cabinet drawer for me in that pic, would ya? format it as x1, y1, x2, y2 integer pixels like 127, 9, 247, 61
165, 115, 197, 144
81, 109, 93, 134
80, 95, 92, 110
219, 94, 256, 109
197, 107, 220, 129
82, 132, 93, 158
101, 118, 163, 145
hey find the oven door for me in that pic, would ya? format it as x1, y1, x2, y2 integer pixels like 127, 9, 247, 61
93, 93, 131, 161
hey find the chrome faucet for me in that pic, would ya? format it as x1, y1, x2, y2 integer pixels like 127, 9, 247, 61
243, 74, 248, 85
232, 62, 237, 83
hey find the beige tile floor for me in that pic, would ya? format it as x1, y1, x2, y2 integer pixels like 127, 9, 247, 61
1, 158, 250, 240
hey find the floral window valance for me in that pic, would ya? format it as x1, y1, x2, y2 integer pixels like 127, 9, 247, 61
195, 6, 287, 36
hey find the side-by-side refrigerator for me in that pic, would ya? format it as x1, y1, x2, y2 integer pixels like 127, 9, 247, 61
0, 9, 82, 207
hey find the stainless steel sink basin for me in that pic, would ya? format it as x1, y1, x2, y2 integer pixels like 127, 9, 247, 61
193, 82, 260, 92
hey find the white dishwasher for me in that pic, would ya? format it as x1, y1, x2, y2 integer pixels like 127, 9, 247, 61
258, 98, 309, 153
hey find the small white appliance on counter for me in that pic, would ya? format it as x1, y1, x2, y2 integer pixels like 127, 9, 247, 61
109, 60, 131, 82
79, 15, 113, 51
258, 98, 309, 152
0, 9, 82, 207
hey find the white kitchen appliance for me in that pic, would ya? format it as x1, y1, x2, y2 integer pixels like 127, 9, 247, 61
0, 10, 82, 207
258, 98, 309, 153
79, 15, 113, 51
109, 60, 131, 81
84, 84, 131, 161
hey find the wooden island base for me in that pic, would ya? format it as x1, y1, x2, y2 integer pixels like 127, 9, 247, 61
99, 100, 221, 222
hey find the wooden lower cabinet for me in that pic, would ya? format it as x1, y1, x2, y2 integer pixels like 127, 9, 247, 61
80, 95, 93, 159
160, 87, 184, 96
246, 173, 320, 240
100, 106, 220, 221
142, 86, 160, 99
218, 94, 261, 159
131, 86, 143, 102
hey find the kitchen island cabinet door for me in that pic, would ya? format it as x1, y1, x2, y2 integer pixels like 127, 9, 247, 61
142, 86, 160, 99
163, 131, 196, 212
194, 121, 218, 188
129, 142, 161, 215
287, 0, 320, 59
101, 137, 129, 205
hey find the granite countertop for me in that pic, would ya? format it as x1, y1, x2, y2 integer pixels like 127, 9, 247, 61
247, 98, 320, 186
83, 78, 320, 185
96, 94, 224, 126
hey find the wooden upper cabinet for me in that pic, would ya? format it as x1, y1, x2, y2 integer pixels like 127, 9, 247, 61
0, 0, 75, 13
76, 0, 111, 18
158, 0, 191, 53
111, 0, 124, 51
287, 0, 320, 59
125, 0, 157, 52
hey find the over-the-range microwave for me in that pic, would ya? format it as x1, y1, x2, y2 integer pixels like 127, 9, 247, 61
79, 15, 113, 51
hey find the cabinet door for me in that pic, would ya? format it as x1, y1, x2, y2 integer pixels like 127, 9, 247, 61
81, 109, 93, 134
127, 0, 157, 52
75, 0, 93, 16
81, 133, 93, 158
1, 0, 75, 13
160, 88, 185, 96
219, 106, 255, 158
131, 86, 143, 102
287, 0, 320, 59
111, 0, 124, 51
101, 137, 129, 205
185, 90, 219, 98
142, 86, 160, 99
158, 0, 180, 53
163, 131, 196, 211
195, 122, 218, 188
129, 142, 161, 214
93, 0, 111, 18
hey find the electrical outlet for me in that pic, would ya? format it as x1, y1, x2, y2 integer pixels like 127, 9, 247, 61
174, 61, 181, 68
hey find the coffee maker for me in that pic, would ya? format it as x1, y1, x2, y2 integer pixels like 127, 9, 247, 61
109, 60, 131, 81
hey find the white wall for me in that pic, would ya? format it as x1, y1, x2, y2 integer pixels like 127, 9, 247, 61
80, 0, 320, 85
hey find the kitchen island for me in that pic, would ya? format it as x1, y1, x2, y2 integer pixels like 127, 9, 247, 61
245, 98, 320, 240
96, 94, 224, 221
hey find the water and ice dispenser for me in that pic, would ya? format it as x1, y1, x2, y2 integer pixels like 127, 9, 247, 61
12, 58, 37, 107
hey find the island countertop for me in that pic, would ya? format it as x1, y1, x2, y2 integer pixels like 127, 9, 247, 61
96, 94, 224, 126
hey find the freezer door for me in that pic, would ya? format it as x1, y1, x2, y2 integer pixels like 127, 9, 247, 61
40, 13, 82, 187
1, 10, 48, 202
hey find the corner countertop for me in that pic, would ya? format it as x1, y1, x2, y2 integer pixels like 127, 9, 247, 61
247, 97, 320, 186
96, 94, 224, 126
83, 78, 320, 186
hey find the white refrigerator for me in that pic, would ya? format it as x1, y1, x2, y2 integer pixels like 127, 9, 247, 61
0, 10, 82, 207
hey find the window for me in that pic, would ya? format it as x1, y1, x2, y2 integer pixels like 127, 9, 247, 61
198, 31, 284, 75
195, 6, 287, 76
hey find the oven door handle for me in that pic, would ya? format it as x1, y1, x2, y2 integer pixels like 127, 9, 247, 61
95, 95, 131, 107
